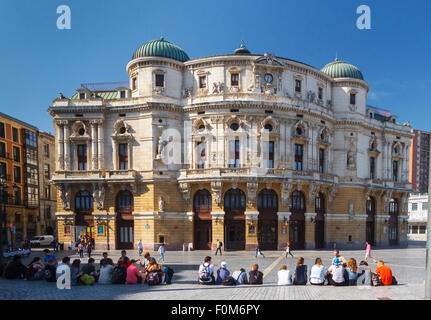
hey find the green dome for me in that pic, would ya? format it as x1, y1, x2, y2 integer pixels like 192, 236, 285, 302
321, 59, 364, 80
234, 40, 251, 55
132, 37, 190, 62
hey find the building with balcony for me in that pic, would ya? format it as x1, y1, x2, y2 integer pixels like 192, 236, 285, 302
49, 38, 413, 251
0, 112, 40, 245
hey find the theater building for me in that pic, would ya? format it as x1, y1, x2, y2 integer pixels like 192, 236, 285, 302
49, 38, 413, 251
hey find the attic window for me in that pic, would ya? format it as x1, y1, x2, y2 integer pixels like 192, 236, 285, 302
155, 74, 164, 87
296, 114, 303, 118
231, 73, 239, 86
350, 93, 356, 105
265, 110, 273, 114
199, 76, 207, 89
75, 114, 83, 117
132, 77, 137, 90
78, 128, 85, 136
120, 90, 126, 98
230, 109, 239, 113
198, 111, 205, 115
79, 93, 86, 100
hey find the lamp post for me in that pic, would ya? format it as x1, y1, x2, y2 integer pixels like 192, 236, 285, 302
63, 216, 74, 252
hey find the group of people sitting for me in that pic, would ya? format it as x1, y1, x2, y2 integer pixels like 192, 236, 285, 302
198, 256, 263, 285
0, 249, 174, 286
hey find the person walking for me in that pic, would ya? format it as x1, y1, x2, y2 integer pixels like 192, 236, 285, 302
364, 241, 377, 263
255, 243, 265, 258
285, 241, 294, 259
158, 243, 166, 263
86, 242, 92, 258
138, 239, 143, 256
78, 242, 84, 258
215, 239, 223, 256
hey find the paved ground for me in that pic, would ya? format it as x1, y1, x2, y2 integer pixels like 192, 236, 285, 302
0, 244, 427, 300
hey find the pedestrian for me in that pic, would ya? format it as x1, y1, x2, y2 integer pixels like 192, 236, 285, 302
26, 257, 45, 281
86, 242, 92, 258
216, 261, 230, 285
277, 265, 293, 286
141, 252, 156, 270
56, 257, 71, 281
158, 243, 166, 263
78, 242, 84, 258
138, 239, 143, 256
255, 243, 265, 258
326, 258, 345, 286
285, 241, 294, 259
81, 258, 99, 281
346, 258, 359, 286
248, 264, 263, 285
53, 238, 58, 252
215, 239, 223, 256
198, 256, 215, 285
293, 257, 307, 285
309, 258, 326, 286
364, 241, 377, 263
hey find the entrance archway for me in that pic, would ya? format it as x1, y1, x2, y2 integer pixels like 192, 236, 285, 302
116, 190, 134, 250
388, 199, 399, 246
224, 189, 246, 250
289, 190, 306, 250
193, 189, 212, 250
75, 190, 94, 245
366, 196, 376, 245
257, 189, 278, 250
315, 193, 325, 249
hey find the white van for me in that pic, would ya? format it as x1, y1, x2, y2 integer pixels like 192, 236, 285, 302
30, 235, 55, 247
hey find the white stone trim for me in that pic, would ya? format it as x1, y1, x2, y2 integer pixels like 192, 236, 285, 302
277, 211, 291, 221
55, 212, 75, 219
210, 211, 225, 218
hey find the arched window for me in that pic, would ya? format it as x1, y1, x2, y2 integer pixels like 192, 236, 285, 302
224, 189, 246, 210
290, 190, 305, 211
75, 191, 93, 211
258, 189, 278, 211
389, 199, 399, 215
116, 190, 134, 211
194, 189, 212, 211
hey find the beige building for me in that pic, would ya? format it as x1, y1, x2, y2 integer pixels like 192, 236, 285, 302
49, 39, 412, 251
38, 131, 57, 236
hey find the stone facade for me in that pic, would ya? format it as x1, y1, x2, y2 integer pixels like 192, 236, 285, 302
48, 40, 413, 250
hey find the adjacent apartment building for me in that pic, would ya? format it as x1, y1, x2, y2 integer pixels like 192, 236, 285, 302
408, 193, 428, 241
0, 112, 56, 246
409, 129, 431, 193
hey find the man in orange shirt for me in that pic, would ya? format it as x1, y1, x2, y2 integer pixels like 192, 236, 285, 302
375, 260, 393, 285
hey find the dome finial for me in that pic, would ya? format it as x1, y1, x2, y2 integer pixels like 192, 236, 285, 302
335, 52, 339, 62
240, 39, 245, 48
234, 40, 251, 55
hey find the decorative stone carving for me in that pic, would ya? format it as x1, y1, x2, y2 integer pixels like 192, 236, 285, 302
328, 185, 338, 207
92, 183, 105, 210
113, 119, 130, 136
308, 184, 320, 207
247, 182, 259, 205
401, 193, 408, 213
159, 196, 165, 212
255, 53, 284, 66
211, 181, 223, 206
306, 90, 315, 103
155, 136, 168, 160
382, 190, 393, 213
212, 82, 224, 94
326, 100, 333, 109
348, 104, 357, 112
349, 200, 354, 215
231, 182, 238, 190
347, 149, 356, 168
178, 182, 191, 205
281, 182, 293, 207
182, 87, 191, 98
58, 184, 71, 210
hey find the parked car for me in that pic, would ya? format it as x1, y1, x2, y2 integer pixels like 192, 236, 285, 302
30, 235, 55, 247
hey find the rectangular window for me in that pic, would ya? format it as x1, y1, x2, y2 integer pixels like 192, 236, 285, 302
45, 186, 50, 199
0, 122, 4, 138
419, 226, 426, 234
27, 186, 39, 207
25, 131, 37, 147
44, 164, 50, 179
120, 90, 126, 98
12, 127, 19, 142
77, 144, 87, 171
319, 148, 325, 173
318, 87, 323, 100
0, 162, 6, 179
13, 146, 20, 162
14, 186, 21, 205
370, 157, 375, 179
197, 142, 206, 169
263, 141, 275, 169
393, 160, 398, 182
79, 92, 86, 100
119, 143, 128, 170
229, 139, 240, 168
423, 202, 429, 211
132, 77, 137, 90
13, 166, 21, 183
231, 73, 239, 86
199, 76, 207, 89
44, 144, 50, 157
351, 94, 358, 105
412, 225, 419, 234
294, 144, 303, 171
27, 167, 38, 185
0, 142, 5, 158
25, 149, 37, 165
295, 80, 302, 93
412, 203, 418, 211
155, 74, 164, 87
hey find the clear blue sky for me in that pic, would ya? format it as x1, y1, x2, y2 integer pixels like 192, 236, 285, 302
0, 0, 430, 134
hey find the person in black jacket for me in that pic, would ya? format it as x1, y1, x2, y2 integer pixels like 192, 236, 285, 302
248, 264, 263, 285
293, 257, 307, 285
4, 255, 27, 280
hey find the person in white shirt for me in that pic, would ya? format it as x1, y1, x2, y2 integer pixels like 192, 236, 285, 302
310, 258, 326, 285
198, 256, 215, 284
277, 265, 293, 285
98, 260, 114, 284
327, 258, 345, 286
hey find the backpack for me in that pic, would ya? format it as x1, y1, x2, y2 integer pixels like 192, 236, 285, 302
163, 266, 174, 284
111, 267, 126, 284
44, 265, 57, 282
222, 276, 237, 286
219, 241, 223, 248
199, 265, 211, 283
80, 273, 95, 285
371, 273, 382, 287
147, 271, 161, 286
392, 276, 398, 286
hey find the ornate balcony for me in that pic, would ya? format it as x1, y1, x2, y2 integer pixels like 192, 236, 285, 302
52, 169, 137, 184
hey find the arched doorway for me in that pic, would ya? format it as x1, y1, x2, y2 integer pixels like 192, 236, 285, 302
388, 199, 399, 246
224, 189, 246, 250
289, 190, 306, 250
366, 196, 376, 245
116, 190, 134, 250
315, 193, 325, 249
75, 190, 94, 245
257, 189, 278, 250
193, 189, 212, 250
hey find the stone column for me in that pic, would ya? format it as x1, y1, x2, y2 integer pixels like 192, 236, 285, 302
305, 212, 317, 249
97, 120, 104, 170
112, 140, 117, 170
57, 121, 64, 170
277, 212, 291, 250
91, 121, 98, 170
245, 211, 259, 251
211, 212, 225, 251
128, 138, 132, 170
64, 122, 70, 171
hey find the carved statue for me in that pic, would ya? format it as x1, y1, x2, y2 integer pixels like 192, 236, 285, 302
155, 136, 168, 160
178, 182, 191, 205
347, 150, 355, 168
59, 184, 71, 210
281, 182, 293, 207
247, 182, 259, 205
306, 91, 315, 103
92, 183, 105, 210
349, 200, 354, 215
159, 196, 165, 212
182, 87, 191, 98
211, 181, 223, 206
